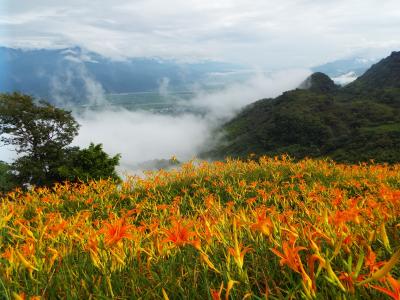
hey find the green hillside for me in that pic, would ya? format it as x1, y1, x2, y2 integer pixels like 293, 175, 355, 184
207, 51, 400, 163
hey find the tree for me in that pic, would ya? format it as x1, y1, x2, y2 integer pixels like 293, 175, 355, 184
58, 143, 121, 182
0, 93, 79, 186
0, 93, 79, 156
0, 93, 120, 188
0, 161, 17, 193
0, 93, 80, 186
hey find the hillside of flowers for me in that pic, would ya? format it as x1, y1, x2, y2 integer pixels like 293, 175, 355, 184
0, 156, 399, 299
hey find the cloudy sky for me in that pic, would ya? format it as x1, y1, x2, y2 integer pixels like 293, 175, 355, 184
1, 0, 400, 68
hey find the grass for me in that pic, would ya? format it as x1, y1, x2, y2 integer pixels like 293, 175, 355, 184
360, 123, 400, 134
0, 156, 400, 299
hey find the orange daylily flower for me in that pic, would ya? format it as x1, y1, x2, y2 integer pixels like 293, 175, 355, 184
100, 218, 134, 246
48, 219, 68, 236
156, 204, 169, 210
246, 197, 257, 205
371, 275, 400, 300
270, 239, 306, 274
228, 243, 252, 269
163, 220, 198, 248
330, 208, 362, 227
365, 248, 385, 274
20, 239, 35, 257
359, 248, 400, 285
1, 248, 13, 262
86, 233, 99, 253
210, 283, 223, 300
250, 209, 274, 236
338, 271, 364, 293
12, 292, 26, 300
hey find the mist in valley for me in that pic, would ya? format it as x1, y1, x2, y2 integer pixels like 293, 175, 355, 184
71, 68, 310, 173
0, 54, 310, 174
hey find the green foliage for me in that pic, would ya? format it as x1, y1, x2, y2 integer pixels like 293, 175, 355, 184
0, 92, 79, 155
58, 143, 121, 182
345, 51, 400, 93
0, 92, 120, 189
208, 52, 400, 163
0, 161, 17, 193
0, 92, 80, 187
299, 72, 339, 93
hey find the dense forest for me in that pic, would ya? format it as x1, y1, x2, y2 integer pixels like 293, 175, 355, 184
207, 51, 400, 163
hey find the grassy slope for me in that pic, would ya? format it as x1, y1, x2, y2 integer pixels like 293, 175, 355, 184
1, 157, 400, 299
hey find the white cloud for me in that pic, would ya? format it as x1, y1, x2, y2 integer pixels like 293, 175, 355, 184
1, 0, 400, 67
71, 69, 309, 173
73, 109, 210, 171
1, 0, 399, 174
50, 57, 107, 107
332, 72, 358, 86
0, 145, 16, 163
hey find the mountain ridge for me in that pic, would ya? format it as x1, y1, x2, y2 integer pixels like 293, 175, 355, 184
206, 51, 400, 163
345, 51, 400, 92
0, 46, 242, 104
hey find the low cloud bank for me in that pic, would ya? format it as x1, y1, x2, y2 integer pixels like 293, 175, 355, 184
0, 68, 310, 174
73, 110, 210, 172
332, 71, 358, 86
189, 69, 310, 119
73, 69, 310, 173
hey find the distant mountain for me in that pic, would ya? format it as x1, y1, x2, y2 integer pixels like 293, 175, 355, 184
0, 47, 242, 105
299, 72, 339, 93
206, 51, 400, 163
312, 56, 377, 85
345, 51, 400, 92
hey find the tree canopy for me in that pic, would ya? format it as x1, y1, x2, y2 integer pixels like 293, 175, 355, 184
0, 93, 79, 155
59, 143, 121, 182
206, 52, 400, 163
0, 92, 120, 189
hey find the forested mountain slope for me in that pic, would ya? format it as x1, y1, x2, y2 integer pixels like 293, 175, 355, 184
208, 51, 400, 163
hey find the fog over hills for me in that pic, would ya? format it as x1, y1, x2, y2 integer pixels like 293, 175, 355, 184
207, 51, 400, 163
0, 46, 311, 171
312, 56, 378, 85
0, 43, 396, 172
0, 46, 243, 105
0, 46, 380, 107
72, 69, 310, 172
